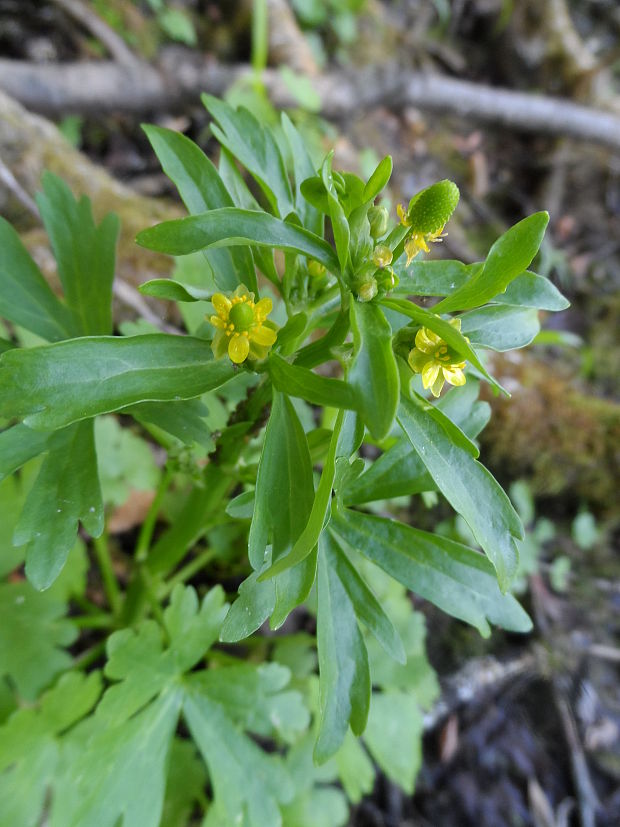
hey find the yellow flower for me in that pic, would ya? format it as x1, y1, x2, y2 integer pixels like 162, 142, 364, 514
209, 287, 277, 364
402, 224, 446, 265
407, 318, 467, 398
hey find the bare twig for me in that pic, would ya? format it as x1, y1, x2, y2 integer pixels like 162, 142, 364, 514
112, 279, 180, 334
49, 0, 140, 67
0, 154, 39, 217
1, 54, 619, 152
423, 652, 536, 732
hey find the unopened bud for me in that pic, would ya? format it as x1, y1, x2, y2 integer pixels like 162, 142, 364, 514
308, 260, 326, 279
357, 279, 378, 303
368, 205, 390, 238
372, 244, 393, 269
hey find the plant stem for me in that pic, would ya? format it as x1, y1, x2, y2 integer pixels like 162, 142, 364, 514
160, 547, 218, 598
135, 464, 173, 563
70, 613, 114, 629
92, 531, 121, 616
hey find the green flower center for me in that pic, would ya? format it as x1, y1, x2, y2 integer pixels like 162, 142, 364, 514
229, 302, 254, 331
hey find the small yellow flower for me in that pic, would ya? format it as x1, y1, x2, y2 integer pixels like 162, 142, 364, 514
209, 286, 277, 364
402, 224, 446, 265
407, 318, 467, 398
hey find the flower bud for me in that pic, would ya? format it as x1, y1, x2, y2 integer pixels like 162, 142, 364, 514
308, 260, 326, 279
405, 179, 460, 235
372, 244, 393, 269
368, 205, 390, 238
357, 279, 378, 303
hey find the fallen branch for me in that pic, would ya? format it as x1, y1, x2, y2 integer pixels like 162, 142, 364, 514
1, 53, 620, 151
49, 0, 141, 68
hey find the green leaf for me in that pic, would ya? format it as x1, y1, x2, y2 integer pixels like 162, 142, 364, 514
94, 416, 160, 505
58, 691, 182, 827
0, 424, 49, 482
143, 124, 256, 292
0, 334, 235, 430
325, 533, 405, 664
219, 570, 275, 643
362, 155, 392, 202
138, 278, 211, 302
36, 172, 119, 336
321, 153, 350, 272
0, 581, 76, 700
0, 217, 77, 342
393, 259, 470, 297
202, 94, 295, 218
330, 508, 532, 636
459, 305, 541, 351
127, 399, 212, 447
184, 692, 294, 827
191, 661, 309, 743
382, 297, 506, 394
397, 396, 523, 590
161, 740, 207, 827
260, 412, 344, 580
14, 421, 103, 590
343, 437, 433, 504
0, 672, 101, 827
364, 691, 423, 793
433, 212, 549, 313
269, 353, 358, 411
137, 207, 339, 272
249, 391, 314, 568
281, 113, 323, 237
349, 301, 399, 440
495, 271, 570, 310
315, 533, 371, 764
253, 392, 317, 629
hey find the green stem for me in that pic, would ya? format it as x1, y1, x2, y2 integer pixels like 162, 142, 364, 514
159, 547, 218, 599
70, 613, 114, 629
92, 531, 121, 616
72, 640, 107, 671
251, 0, 268, 81
135, 465, 173, 563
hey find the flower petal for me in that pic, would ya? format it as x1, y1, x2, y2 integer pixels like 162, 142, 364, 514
212, 294, 232, 319
448, 317, 462, 332
408, 348, 428, 373
209, 315, 227, 330
415, 327, 440, 354
430, 373, 445, 397
254, 297, 273, 321
249, 324, 277, 347
442, 366, 466, 387
421, 361, 441, 390
228, 334, 250, 364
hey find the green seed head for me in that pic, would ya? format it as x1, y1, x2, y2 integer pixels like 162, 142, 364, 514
406, 179, 460, 235
229, 301, 254, 331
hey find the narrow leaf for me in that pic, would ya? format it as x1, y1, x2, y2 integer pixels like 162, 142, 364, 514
0, 217, 77, 342
269, 353, 358, 411
14, 421, 104, 590
433, 212, 549, 313
315, 534, 371, 764
36, 172, 119, 336
397, 396, 522, 590
0, 335, 235, 430
137, 207, 339, 273
349, 301, 399, 440
331, 508, 532, 635
143, 124, 256, 292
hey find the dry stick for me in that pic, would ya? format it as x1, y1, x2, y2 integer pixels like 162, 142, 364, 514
49, 0, 141, 67
0, 154, 40, 217
422, 652, 536, 732
1, 55, 620, 151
